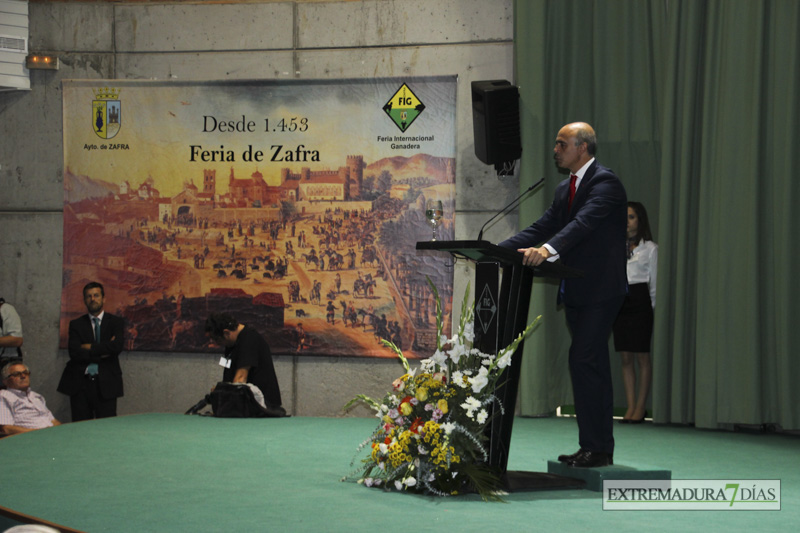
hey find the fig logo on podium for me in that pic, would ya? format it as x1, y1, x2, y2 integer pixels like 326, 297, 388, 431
475, 284, 497, 334
382, 83, 426, 133
91, 87, 122, 139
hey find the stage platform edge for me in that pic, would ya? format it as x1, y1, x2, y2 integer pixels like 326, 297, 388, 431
547, 460, 672, 492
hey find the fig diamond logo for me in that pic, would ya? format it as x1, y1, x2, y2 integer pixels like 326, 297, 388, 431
475, 284, 497, 334
382, 83, 425, 133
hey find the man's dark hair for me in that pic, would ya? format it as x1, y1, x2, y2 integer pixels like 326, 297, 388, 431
205, 313, 238, 338
83, 281, 105, 297
628, 201, 654, 242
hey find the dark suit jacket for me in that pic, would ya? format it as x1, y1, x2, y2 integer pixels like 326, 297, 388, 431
499, 160, 628, 306
58, 312, 125, 399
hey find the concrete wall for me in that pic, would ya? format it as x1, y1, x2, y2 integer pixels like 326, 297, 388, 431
0, 0, 519, 420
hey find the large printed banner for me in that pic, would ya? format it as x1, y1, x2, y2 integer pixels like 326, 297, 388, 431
60, 77, 456, 358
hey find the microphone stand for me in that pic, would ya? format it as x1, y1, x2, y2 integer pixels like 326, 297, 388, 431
476, 177, 545, 242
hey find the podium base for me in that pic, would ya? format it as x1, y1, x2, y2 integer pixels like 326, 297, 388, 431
501, 470, 586, 492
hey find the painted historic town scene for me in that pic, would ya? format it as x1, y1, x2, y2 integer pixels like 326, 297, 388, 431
60, 152, 455, 357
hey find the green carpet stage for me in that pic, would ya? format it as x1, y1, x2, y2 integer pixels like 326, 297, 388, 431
0, 414, 796, 532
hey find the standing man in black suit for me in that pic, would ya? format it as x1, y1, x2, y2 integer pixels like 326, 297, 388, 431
58, 281, 125, 421
499, 122, 627, 467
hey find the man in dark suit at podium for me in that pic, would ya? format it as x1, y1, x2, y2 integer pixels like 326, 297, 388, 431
499, 122, 627, 467
58, 281, 125, 421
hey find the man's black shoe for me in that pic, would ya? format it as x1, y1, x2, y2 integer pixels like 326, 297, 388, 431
567, 450, 613, 468
557, 449, 585, 463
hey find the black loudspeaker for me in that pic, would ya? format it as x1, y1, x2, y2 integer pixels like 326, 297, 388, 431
471, 80, 522, 166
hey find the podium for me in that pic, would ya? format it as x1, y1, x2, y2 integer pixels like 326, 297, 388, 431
416, 239, 585, 491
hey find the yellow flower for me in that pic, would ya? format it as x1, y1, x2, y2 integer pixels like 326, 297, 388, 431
416, 388, 429, 402
437, 399, 448, 414
400, 401, 413, 416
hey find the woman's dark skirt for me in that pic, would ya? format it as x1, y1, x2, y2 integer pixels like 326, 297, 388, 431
612, 283, 653, 352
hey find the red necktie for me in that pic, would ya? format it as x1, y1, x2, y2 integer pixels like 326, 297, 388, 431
568, 174, 578, 211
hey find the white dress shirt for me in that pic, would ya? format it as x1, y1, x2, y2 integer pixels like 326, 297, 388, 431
627, 239, 657, 308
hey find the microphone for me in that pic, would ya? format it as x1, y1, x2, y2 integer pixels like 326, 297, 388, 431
477, 177, 545, 242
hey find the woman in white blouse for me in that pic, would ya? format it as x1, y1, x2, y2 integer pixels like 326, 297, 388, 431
613, 202, 657, 424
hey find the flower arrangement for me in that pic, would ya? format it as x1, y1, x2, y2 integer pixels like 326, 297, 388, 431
345, 280, 541, 500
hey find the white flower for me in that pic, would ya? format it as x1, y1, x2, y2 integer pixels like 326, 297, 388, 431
404, 477, 417, 487
364, 478, 374, 487
441, 422, 456, 435
461, 396, 481, 418
469, 366, 489, 393
496, 348, 512, 369
450, 340, 469, 363
476, 409, 488, 424
395, 480, 403, 490
463, 321, 475, 342
452, 371, 467, 388
431, 349, 447, 367
379, 443, 389, 454
420, 358, 436, 373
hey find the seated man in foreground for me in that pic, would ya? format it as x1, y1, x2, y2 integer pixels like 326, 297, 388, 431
204, 313, 283, 412
0, 361, 61, 435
